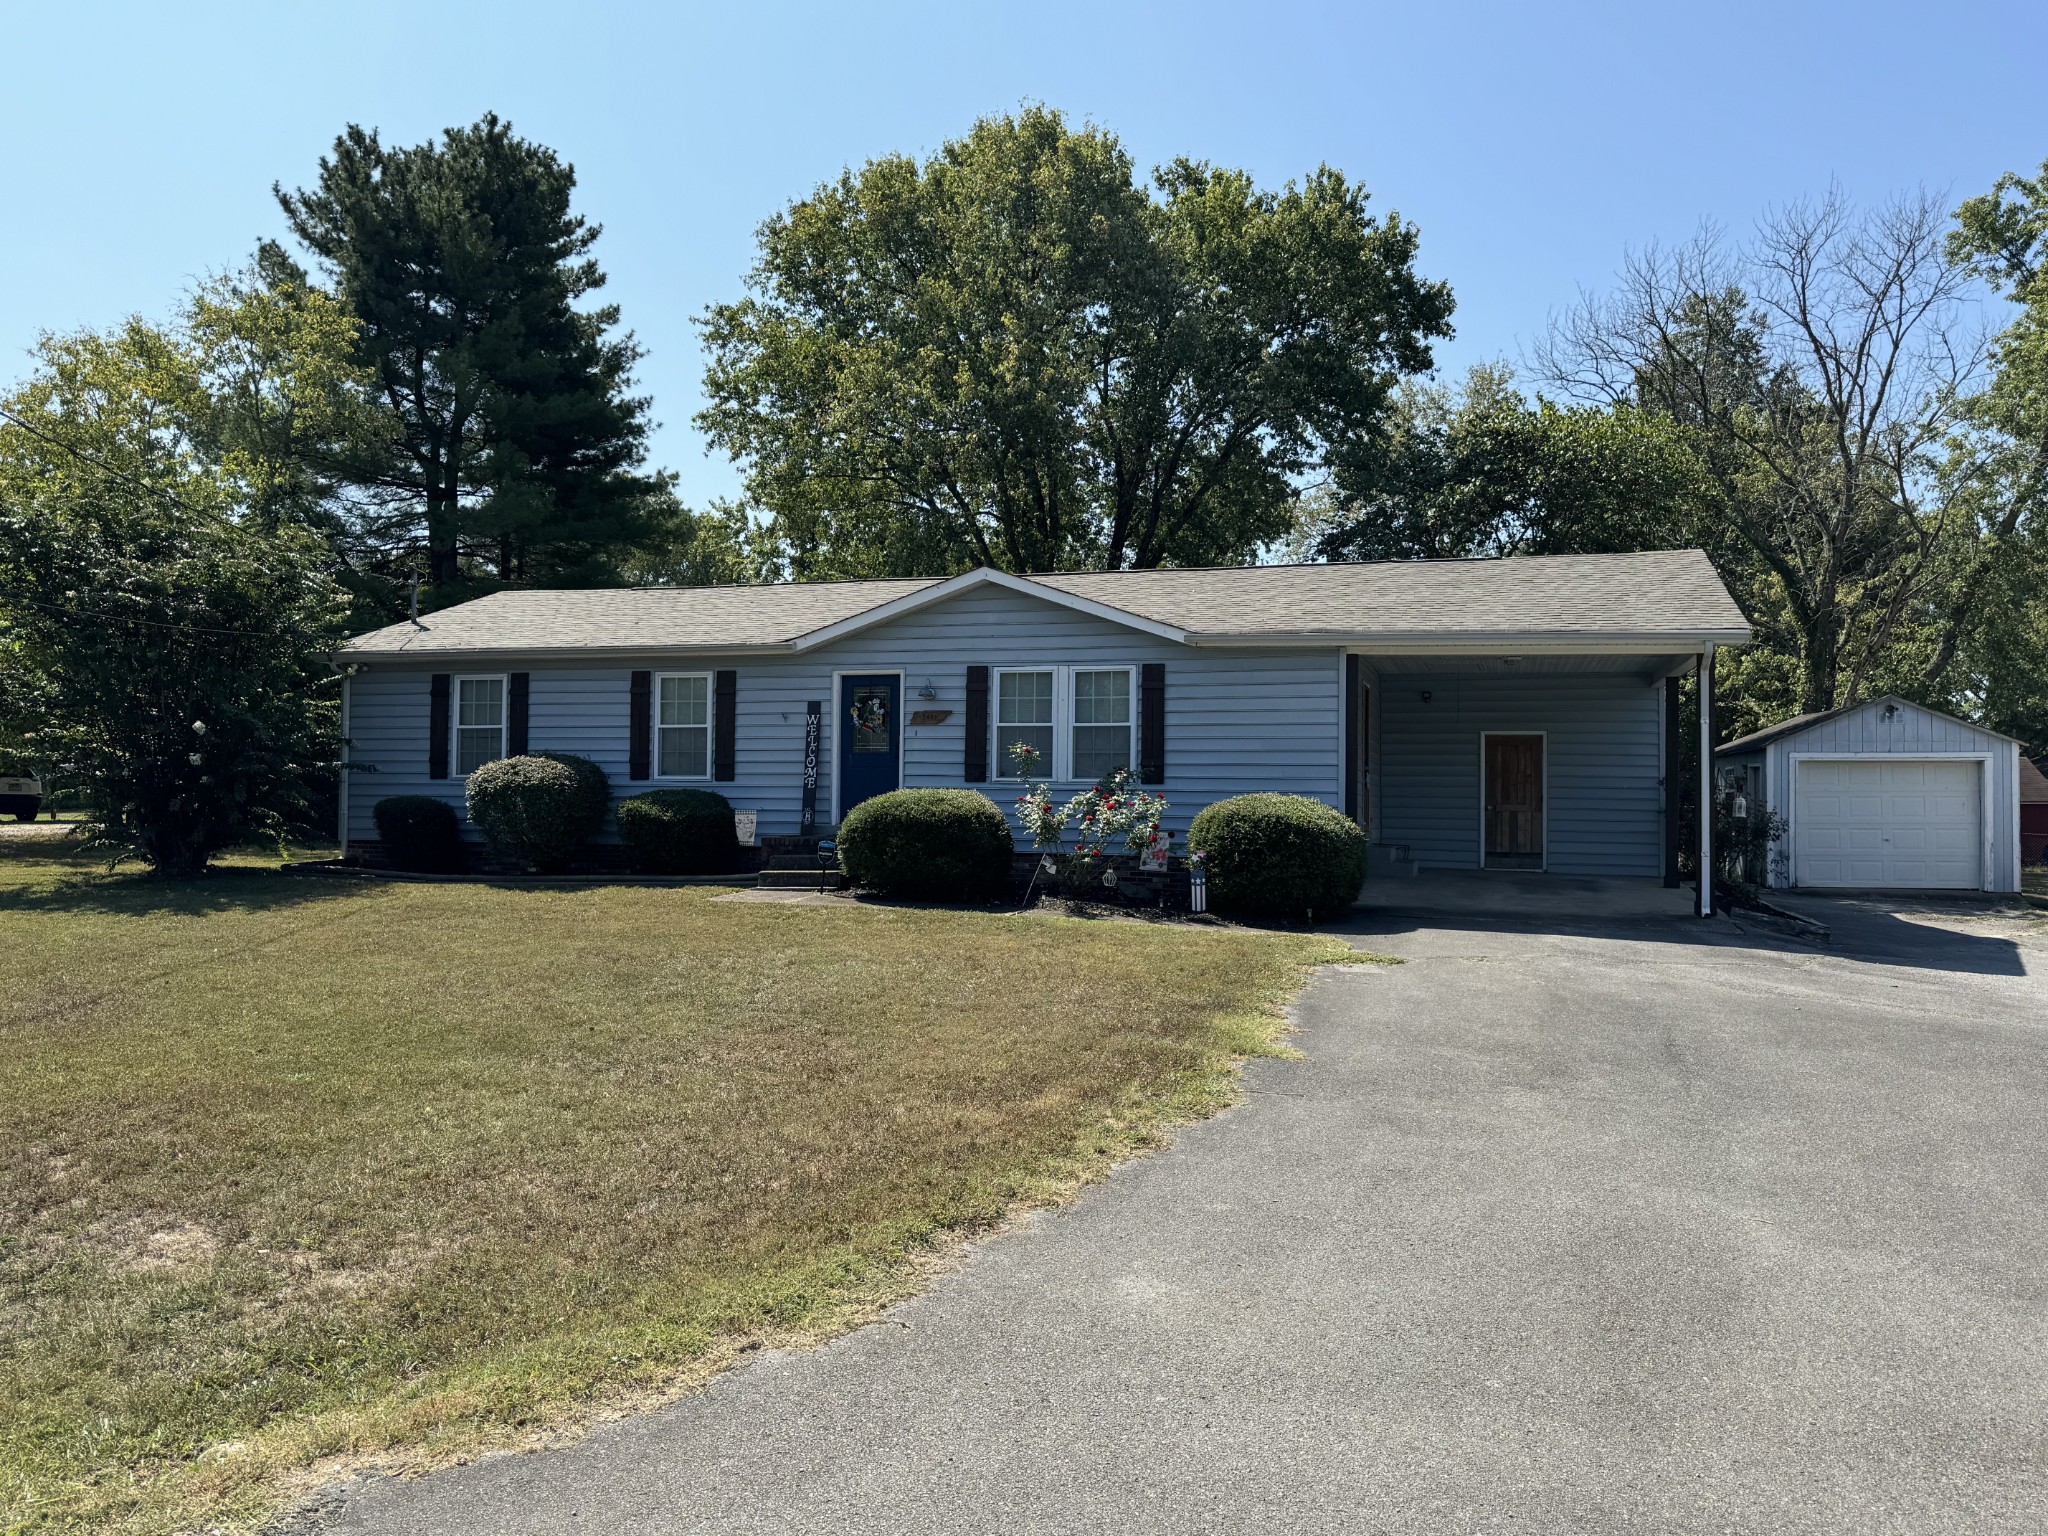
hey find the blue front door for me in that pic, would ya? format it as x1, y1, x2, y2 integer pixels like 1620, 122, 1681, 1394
837, 674, 901, 820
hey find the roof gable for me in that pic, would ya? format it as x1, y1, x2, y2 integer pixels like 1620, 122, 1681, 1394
789, 568, 1188, 650
1717, 695, 2022, 756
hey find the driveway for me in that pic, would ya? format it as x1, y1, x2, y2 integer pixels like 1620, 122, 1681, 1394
294, 899, 2048, 1535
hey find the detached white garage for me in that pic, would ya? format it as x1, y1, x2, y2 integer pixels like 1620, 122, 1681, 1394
1717, 696, 2023, 894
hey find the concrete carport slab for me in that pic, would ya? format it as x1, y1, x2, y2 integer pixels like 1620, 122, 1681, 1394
1352, 867, 1705, 925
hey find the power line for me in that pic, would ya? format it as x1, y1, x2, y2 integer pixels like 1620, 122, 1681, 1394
0, 405, 600, 624
0, 406, 355, 640
0, 404, 218, 520
2, 592, 301, 640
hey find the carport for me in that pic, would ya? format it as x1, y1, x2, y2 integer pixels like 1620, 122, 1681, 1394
1717, 696, 2024, 893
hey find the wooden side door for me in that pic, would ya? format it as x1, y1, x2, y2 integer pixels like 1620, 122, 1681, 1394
1343, 656, 1370, 835
1484, 734, 1544, 868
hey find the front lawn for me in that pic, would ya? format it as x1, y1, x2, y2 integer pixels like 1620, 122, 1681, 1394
0, 843, 1363, 1535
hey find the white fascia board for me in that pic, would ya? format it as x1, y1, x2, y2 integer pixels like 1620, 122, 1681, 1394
789, 566, 1189, 651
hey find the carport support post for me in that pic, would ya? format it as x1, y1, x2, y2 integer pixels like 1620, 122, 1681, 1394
1697, 645, 1715, 918
1663, 675, 1682, 887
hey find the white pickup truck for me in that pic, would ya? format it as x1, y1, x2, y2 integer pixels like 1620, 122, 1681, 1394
0, 774, 43, 822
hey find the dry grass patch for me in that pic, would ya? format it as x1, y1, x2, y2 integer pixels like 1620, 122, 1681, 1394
0, 842, 1369, 1535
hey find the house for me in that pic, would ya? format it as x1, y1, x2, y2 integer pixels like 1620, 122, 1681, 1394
334, 549, 1750, 909
2022, 754, 2048, 867
1716, 698, 2026, 893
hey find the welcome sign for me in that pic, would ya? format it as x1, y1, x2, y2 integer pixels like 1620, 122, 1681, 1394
799, 701, 822, 833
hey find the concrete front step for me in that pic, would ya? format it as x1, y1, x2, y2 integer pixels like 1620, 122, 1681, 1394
757, 868, 845, 891
760, 830, 838, 855
761, 853, 837, 871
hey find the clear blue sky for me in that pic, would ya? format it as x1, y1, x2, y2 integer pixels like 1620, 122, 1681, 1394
5, 0, 2042, 509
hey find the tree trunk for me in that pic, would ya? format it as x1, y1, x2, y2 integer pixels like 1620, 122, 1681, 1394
1800, 610, 1840, 714
427, 487, 459, 585
142, 819, 211, 878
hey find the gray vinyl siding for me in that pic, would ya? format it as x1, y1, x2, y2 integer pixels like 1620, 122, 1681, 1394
343, 583, 1342, 848
1376, 672, 1665, 877
1742, 700, 2021, 892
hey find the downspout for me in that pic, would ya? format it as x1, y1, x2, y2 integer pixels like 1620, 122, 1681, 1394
1698, 645, 1715, 917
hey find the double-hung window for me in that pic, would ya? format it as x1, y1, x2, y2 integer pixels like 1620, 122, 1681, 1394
993, 666, 1135, 782
655, 672, 711, 778
996, 669, 1056, 778
1070, 668, 1133, 781
454, 676, 506, 775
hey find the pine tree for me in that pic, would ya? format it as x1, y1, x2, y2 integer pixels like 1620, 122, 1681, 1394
277, 113, 660, 590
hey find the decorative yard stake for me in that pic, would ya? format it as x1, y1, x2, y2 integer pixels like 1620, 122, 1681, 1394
1188, 850, 1208, 913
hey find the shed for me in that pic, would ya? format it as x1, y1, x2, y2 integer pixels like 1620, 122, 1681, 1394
1717, 697, 2023, 893
2021, 755, 2048, 867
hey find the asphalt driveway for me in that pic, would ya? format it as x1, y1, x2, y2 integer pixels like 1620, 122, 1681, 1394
295, 898, 2048, 1535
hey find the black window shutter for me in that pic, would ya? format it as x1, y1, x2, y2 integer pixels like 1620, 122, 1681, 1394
1342, 655, 1361, 819
629, 670, 652, 781
428, 673, 451, 780
507, 672, 530, 757
1139, 663, 1166, 784
964, 665, 990, 782
713, 669, 737, 782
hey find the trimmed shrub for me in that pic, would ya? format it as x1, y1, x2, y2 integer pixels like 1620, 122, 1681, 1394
837, 788, 1014, 901
371, 795, 465, 873
1186, 793, 1366, 921
616, 788, 741, 874
464, 752, 610, 872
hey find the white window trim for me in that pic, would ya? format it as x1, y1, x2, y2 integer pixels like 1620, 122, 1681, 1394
991, 664, 1138, 784
452, 673, 509, 778
652, 670, 715, 782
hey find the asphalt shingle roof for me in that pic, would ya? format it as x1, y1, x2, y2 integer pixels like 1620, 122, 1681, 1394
1034, 550, 1744, 640
337, 549, 1747, 657
340, 578, 943, 656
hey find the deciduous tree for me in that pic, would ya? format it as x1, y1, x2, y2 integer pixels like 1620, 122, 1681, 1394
1313, 364, 1707, 561
0, 326, 348, 873
698, 107, 1453, 575
1945, 157, 2048, 752
1535, 191, 1989, 715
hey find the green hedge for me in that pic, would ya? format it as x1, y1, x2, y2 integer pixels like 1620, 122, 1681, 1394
836, 788, 1014, 902
1186, 793, 1366, 921
464, 752, 610, 873
371, 795, 465, 873
616, 788, 741, 875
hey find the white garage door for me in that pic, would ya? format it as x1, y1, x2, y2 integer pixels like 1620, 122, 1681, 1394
1793, 759, 1982, 889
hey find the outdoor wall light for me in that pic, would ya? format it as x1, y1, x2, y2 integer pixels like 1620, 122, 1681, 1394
917, 680, 939, 701
1420, 690, 1433, 703
1883, 702, 1898, 720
